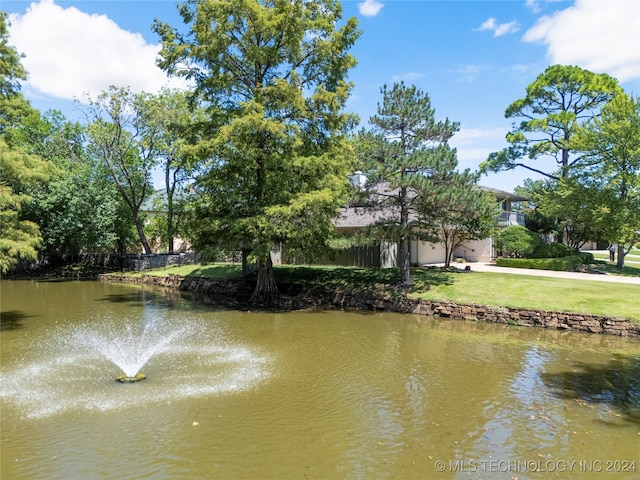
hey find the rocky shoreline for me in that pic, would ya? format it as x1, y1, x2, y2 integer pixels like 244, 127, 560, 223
99, 273, 640, 338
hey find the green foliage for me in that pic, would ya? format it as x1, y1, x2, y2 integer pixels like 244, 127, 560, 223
7, 110, 126, 257
0, 15, 54, 272
155, 0, 361, 298
516, 178, 608, 248
577, 251, 594, 264
139, 88, 200, 252
357, 82, 462, 281
495, 225, 542, 258
532, 242, 574, 259
418, 179, 497, 267
0, 138, 53, 273
482, 65, 621, 180
571, 92, 640, 268
496, 255, 583, 271
0, 12, 34, 133
84, 86, 161, 254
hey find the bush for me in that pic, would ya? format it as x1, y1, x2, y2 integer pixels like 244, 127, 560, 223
577, 251, 594, 264
496, 255, 585, 271
532, 242, 575, 258
495, 226, 542, 258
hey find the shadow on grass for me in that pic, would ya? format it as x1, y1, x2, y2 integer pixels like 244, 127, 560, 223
540, 355, 640, 425
183, 264, 244, 279
0, 310, 35, 331
591, 260, 640, 277
273, 266, 455, 297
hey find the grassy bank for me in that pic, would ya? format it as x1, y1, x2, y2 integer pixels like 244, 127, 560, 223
130, 263, 640, 322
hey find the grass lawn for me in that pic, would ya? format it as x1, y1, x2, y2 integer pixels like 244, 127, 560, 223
135, 263, 640, 322
593, 250, 640, 270
411, 270, 640, 321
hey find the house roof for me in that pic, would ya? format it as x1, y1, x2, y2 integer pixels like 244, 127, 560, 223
476, 185, 528, 202
334, 207, 391, 228
334, 183, 527, 229
357, 182, 527, 203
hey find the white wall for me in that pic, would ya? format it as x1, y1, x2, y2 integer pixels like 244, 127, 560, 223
411, 238, 493, 265
453, 238, 492, 262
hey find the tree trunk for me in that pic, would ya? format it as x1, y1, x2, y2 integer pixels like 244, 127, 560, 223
134, 215, 152, 254
616, 244, 625, 269
444, 243, 453, 268
398, 183, 411, 286
166, 168, 175, 254
250, 253, 279, 304
167, 200, 174, 254
398, 235, 411, 285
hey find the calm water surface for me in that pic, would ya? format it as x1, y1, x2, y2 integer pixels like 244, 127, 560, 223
1, 280, 639, 479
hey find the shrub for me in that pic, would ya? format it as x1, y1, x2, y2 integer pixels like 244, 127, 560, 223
577, 251, 594, 264
532, 242, 575, 258
496, 255, 584, 271
495, 226, 542, 258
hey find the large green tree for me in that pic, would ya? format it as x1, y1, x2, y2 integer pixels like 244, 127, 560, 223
516, 178, 608, 250
571, 93, 640, 268
154, 0, 360, 301
357, 82, 460, 284
0, 11, 53, 273
0, 138, 52, 273
482, 65, 621, 180
83, 87, 159, 254
0, 11, 33, 134
139, 88, 202, 253
10, 110, 124, 257
416, 174, 497, 268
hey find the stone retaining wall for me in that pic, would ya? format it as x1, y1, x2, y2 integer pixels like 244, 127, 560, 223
99, 273, 640, 338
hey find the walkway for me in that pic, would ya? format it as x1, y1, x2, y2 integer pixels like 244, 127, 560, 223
461, 261, 640, 285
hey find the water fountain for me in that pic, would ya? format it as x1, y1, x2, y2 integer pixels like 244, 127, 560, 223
68, 317, 190, 383
0, 312, 270, 419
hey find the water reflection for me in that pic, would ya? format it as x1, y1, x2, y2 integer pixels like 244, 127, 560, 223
0, 310, 34, 331
541, 355, 640, 424
1, 280, 639, 480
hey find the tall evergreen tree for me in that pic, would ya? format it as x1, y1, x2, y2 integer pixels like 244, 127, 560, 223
482, 65, 621, 180
154, 0, 360, 302
357, 82, 459, 284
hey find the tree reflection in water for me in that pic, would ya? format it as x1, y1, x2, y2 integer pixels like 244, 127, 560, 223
541, 355, 640, 424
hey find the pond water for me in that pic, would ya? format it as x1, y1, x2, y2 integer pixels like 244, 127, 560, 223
1, 280, 639, 479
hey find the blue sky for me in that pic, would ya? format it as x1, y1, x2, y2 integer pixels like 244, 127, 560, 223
4, 0, 640, 192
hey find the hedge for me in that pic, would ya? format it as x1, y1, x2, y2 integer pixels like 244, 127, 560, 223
496, 255, 585, 271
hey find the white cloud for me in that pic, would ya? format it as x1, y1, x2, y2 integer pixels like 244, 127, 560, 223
494, 21, 519, 37
476, 17, 519, 37
359, 0, 384, 17
452, 126, 556, 191
523, 0, 640, 82
451, 127, 506, 169
8, 0, 184, 102
449, 64, 486, 83
478, 17, 497, 31
525, 0, 542, 14
391, 72, 424, 83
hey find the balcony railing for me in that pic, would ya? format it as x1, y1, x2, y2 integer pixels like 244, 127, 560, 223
496, 211, 526, 227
